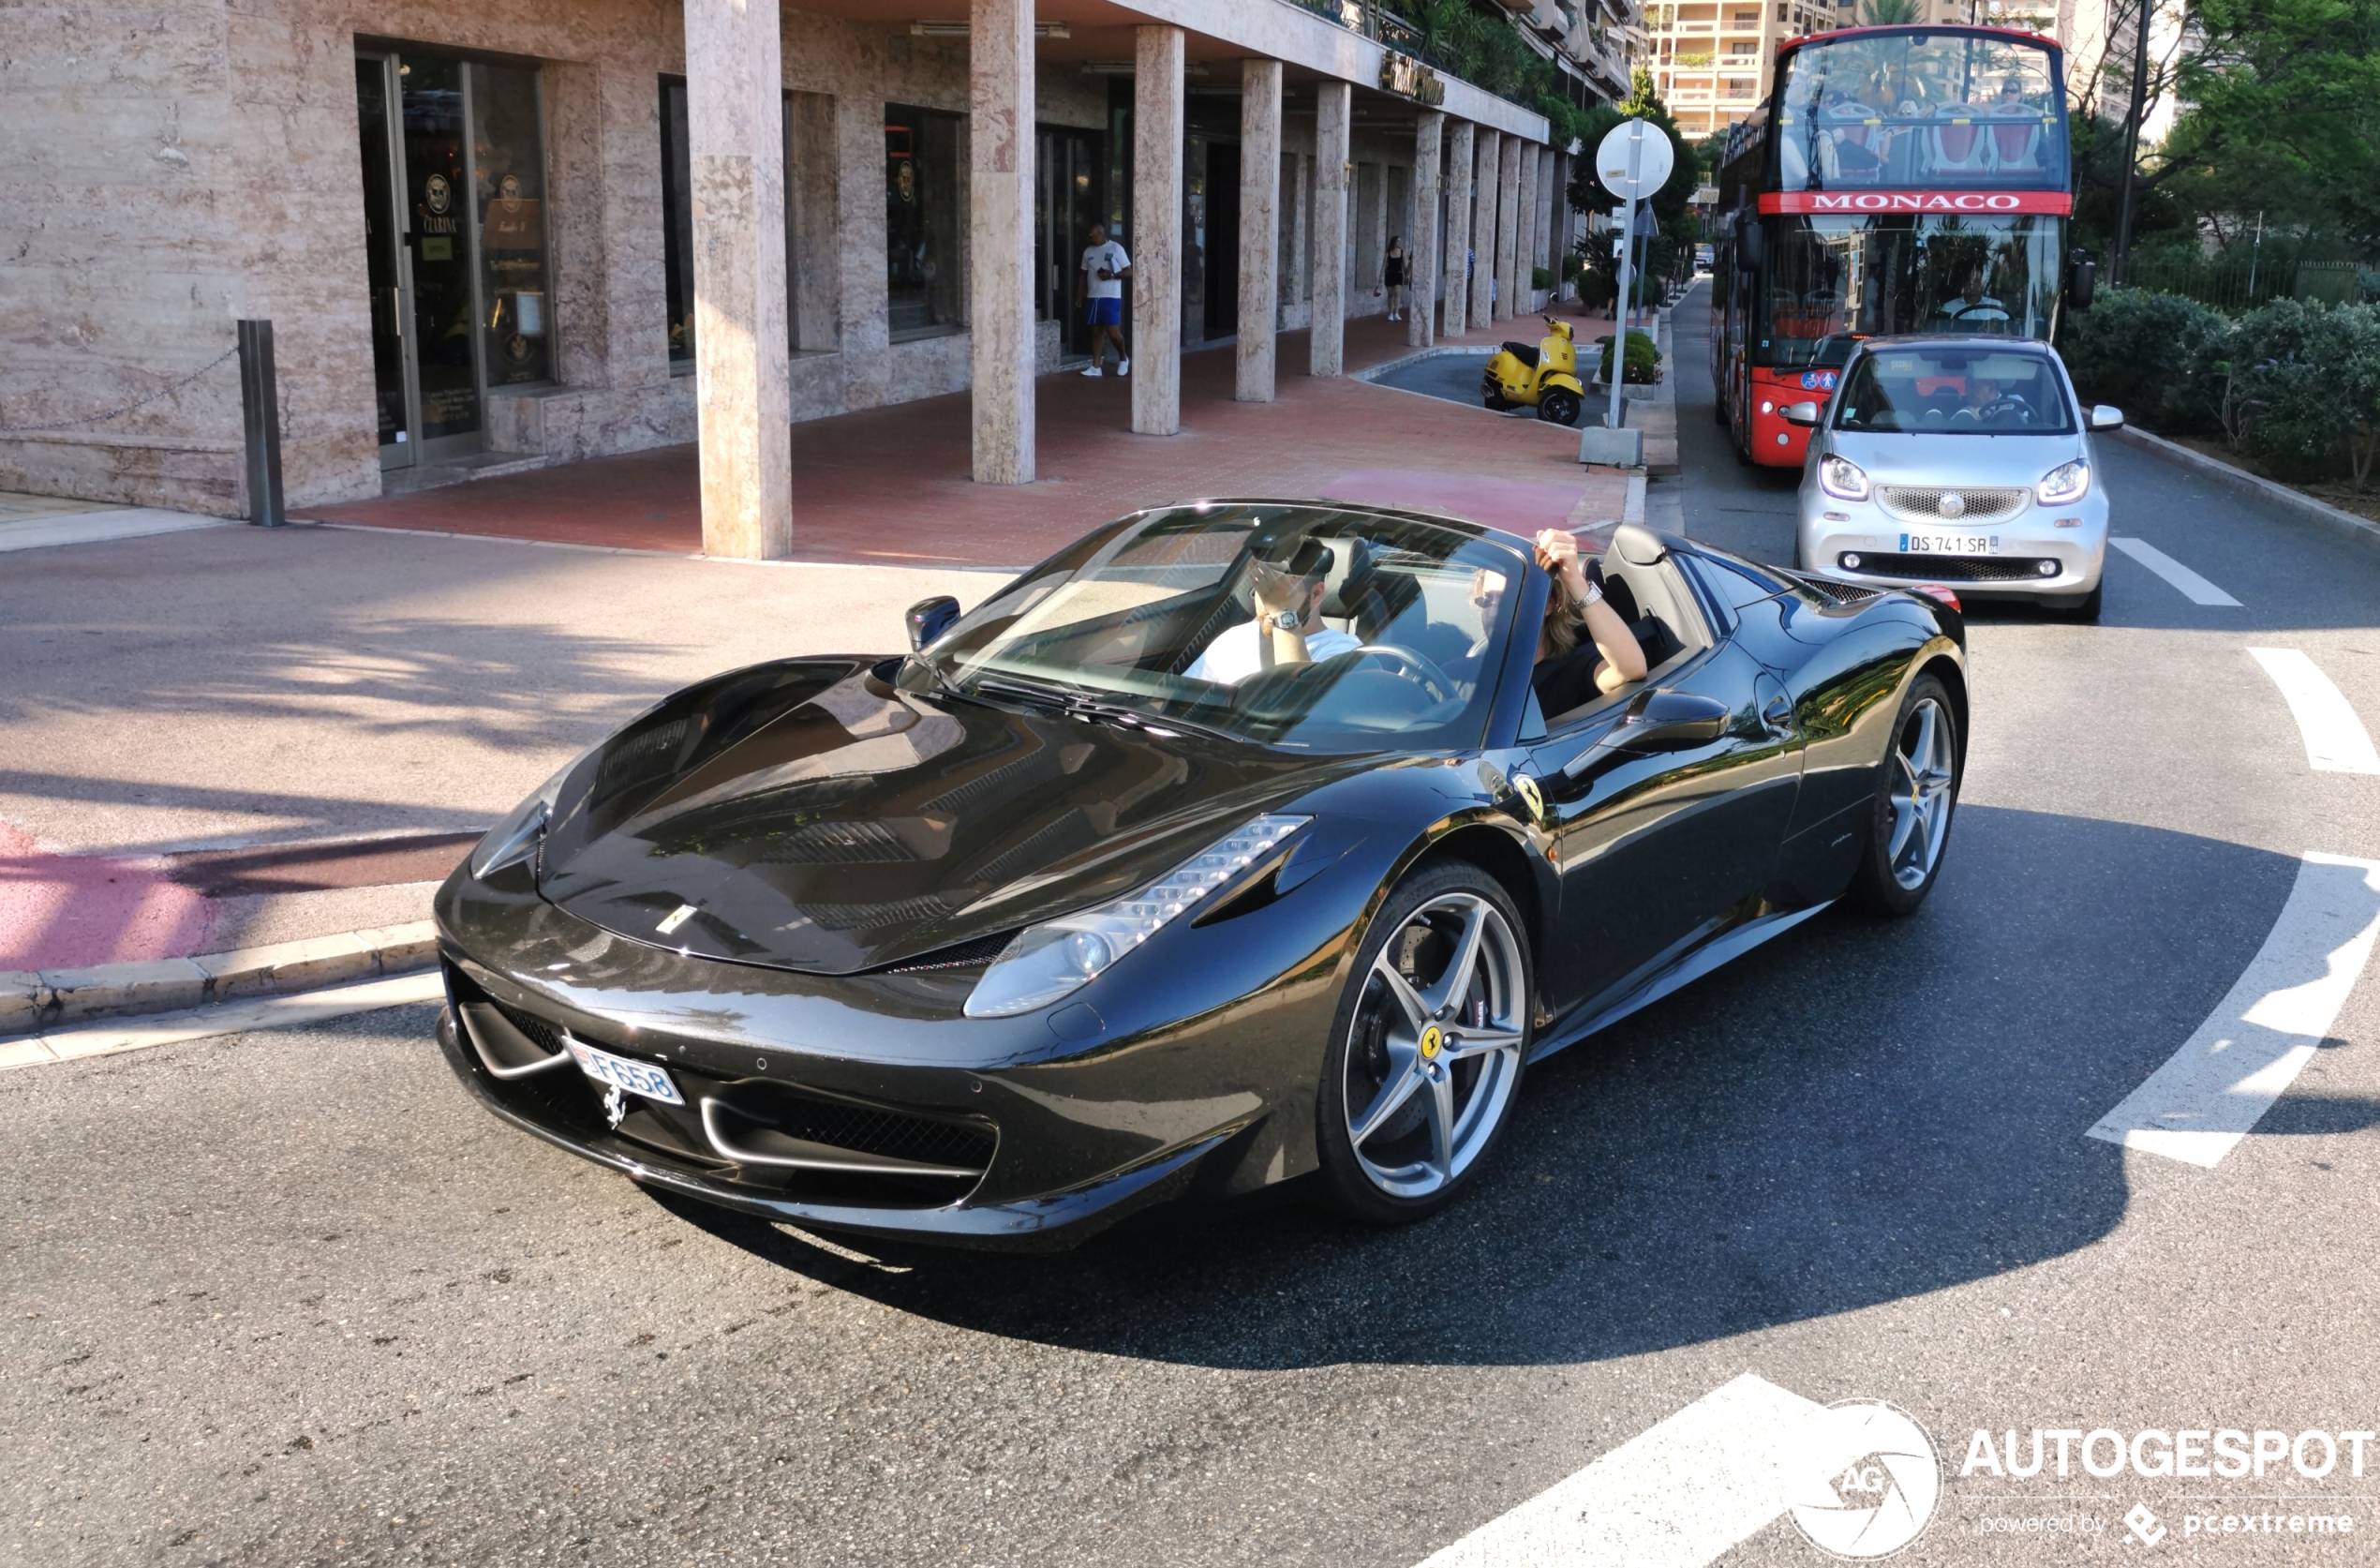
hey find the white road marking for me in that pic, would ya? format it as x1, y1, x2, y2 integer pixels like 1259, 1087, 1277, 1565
0, 970, 447, 1070
1415, 1373, 1823, 1568
2089, 853, 2380, 1168
2109, 537, 2242, 605
2248, 648, 2380, 774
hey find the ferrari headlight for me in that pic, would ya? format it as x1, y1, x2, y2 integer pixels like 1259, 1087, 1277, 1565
1819, 455, 1870, 501
2036, 459, 2090, 505
469, 759, 578, 880
962, 814, 1310, 1019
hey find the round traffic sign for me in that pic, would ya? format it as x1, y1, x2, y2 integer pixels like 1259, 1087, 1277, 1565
1595, 118, 1674, 200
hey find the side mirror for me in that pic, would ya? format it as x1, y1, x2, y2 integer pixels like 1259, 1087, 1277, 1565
1620, 689, 1733, 751
2088, 405, 2124, 431
905, 595, 960, 651
2066, 251, 2096, 311
1781, 400, 1822, 427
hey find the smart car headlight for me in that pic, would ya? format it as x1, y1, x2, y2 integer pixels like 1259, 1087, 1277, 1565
2036, 459, 2090, 505
469, 758, 581, 880
962, 814, 1311, 1019
1819, 455, 1870, 501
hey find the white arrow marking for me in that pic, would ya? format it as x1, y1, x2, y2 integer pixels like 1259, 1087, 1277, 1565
2109, 537, 2242, 605
1414, 1372, 1823, 1568
2089, 853, 2380, 1167
2248, 648, 2380, 774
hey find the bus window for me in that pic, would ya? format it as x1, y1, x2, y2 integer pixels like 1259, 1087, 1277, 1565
1755, 214, 2062, 365
1774, 31, 2065, 192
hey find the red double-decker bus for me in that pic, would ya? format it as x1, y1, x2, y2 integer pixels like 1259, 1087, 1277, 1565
1710, 24, 2089, 467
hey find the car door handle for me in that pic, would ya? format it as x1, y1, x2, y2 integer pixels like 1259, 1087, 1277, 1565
1762, 694, 1793, 733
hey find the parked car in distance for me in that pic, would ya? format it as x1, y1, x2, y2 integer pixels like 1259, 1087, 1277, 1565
1791, 336, 2118, 620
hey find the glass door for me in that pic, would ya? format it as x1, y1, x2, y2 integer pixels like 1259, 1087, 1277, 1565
356, 48, 552, 471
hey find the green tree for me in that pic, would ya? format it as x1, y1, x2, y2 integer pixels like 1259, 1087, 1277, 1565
1861, 0, 1923, 22
2075, 0, 2380, 258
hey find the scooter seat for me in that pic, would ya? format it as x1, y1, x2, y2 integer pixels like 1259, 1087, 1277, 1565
1502, 341, 1541, 368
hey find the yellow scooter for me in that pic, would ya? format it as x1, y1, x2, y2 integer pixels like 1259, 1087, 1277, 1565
1482, 318, 1587, 426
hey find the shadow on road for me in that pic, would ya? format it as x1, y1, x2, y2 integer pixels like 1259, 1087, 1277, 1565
658, 804, 2329, 1371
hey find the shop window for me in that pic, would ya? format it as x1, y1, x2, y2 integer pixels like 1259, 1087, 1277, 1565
885, 103, 965, 342
661, 78, 816, 366
473, 63, 551, 387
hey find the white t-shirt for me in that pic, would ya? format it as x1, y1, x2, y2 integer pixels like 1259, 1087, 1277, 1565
1081, 241, 1130, 300
1186, 621, 1361, 686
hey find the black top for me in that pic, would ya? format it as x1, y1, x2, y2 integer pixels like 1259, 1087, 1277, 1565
1531, 642, 1605, 720
1384, 254, 1407, 286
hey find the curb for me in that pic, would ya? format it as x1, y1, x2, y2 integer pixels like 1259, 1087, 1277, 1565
3, 921, 439, 1038
2110, 426, 2380, 558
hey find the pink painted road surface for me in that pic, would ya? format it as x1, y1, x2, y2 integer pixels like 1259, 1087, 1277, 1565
0, 821, 208, 972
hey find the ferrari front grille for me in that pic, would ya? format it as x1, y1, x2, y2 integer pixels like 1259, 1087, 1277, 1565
1877, 485, 2028, 523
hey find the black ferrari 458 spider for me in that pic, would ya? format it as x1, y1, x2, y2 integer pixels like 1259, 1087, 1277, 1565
434, 501, 1966, 1246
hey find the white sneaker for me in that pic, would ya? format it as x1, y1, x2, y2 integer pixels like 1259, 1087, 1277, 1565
1079, 365, 1104, 377
1117, 358, 1130, 376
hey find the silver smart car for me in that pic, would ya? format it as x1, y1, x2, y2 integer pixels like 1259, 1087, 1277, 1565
1789, 336, 2120, 619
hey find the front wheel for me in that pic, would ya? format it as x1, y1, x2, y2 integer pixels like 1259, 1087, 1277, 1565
2068, 580, 2104, 622
1538, 388, 1582, 426
1846, 674, 1961, 916
1316, 861, 1532, 1224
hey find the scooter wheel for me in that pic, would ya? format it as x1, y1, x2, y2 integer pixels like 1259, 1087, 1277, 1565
1538, 389, 1581, 427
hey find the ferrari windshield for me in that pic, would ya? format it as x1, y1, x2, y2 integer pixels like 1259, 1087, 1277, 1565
1835, 344, 2075, 434
908, 504, 1526, 750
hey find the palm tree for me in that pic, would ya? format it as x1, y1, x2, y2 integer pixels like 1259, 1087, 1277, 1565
1862, 0, 1923, 22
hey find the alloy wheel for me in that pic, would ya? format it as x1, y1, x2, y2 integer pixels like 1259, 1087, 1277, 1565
1887, 695, 1956, 890
1342, 892, 1526, 1199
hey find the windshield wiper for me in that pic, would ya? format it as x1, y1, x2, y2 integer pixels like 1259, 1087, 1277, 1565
973, 677, 1242, 745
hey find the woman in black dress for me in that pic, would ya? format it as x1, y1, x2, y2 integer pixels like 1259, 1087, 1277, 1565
1384, 237, 1407, 321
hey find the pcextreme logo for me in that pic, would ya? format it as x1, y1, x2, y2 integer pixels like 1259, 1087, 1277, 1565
1785, 1399, 1943, 1560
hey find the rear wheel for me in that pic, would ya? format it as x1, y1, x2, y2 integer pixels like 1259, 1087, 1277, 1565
1538, 388, 1582, 426
1846, 674, 1960, 916
1316, 861, 1531, 1224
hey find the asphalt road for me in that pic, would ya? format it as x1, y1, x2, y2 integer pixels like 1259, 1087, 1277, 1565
7, 296, 2380, 1566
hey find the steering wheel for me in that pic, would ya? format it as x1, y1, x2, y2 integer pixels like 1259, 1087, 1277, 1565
1351, 644, 1458, 704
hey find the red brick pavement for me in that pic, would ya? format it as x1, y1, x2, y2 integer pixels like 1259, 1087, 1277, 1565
299, 315, 1627, 568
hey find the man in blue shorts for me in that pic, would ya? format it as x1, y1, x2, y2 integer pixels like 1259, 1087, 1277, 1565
1077, 223, 1131, 378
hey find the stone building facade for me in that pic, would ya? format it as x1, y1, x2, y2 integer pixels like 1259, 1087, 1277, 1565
1, 0, 1569, 555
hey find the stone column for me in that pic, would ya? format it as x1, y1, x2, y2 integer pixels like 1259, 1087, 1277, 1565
1408, 111, 1442, 348
1495, 132, 1521, 323
968, 0, 1034, 485
1441, 120, 1472, 337
1131, 24, 1183, 436
1286, 153, 1310, 321
1468, 129, 1497, 330
683, 0, 791, 559
1541, 146, 1562, 286
1516, 142, 1540, 315
1237, 59, 1281, 403
1309, 81, 1350, 377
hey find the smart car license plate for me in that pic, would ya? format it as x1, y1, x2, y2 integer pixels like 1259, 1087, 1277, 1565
566, 1038, 685, 1106
1899, 531, 1999, 555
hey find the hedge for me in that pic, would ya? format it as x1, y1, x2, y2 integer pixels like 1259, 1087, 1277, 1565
2061, 291, 2380, 488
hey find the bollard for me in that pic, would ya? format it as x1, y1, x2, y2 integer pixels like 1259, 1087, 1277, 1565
236, 319, 285, 527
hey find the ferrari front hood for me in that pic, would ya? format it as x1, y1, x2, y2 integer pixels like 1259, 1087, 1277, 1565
535, 659, 1356, 975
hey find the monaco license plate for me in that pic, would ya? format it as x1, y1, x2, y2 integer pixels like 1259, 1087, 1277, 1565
1899, 530, 2000, 555
566, 1038, 685, 1106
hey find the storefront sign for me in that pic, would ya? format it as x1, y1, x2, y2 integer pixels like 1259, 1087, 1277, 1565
483, 196, 543, 249
1379, 52, 1444, 107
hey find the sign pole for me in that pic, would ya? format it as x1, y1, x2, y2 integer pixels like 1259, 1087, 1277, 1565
1608, 135, 1639, 430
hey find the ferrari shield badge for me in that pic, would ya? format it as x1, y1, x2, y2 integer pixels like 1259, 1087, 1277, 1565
1513, 772, 1546, 825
